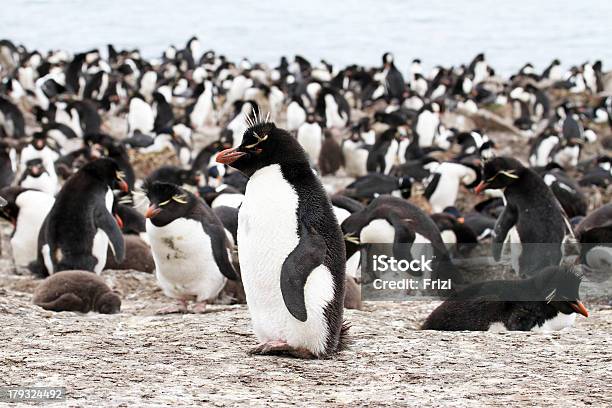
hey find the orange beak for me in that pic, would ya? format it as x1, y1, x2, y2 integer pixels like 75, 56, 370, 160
145, 205, 161, 219
570, 301, 589, 318
216, 148, 246, 165
115, 214, 124, 229
474, 181, 488, 194
457, 217, 465, 224
117, 180, 129, 193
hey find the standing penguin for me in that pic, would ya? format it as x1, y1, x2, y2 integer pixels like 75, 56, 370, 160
381, 52, 405, 100
296, 113, 323, 166
29, 159, 128, 277
0, 187, 55, 267
19, 158, 59, 195
475, 157, 567, 276
144, 182, 238, 313
216, 120, 348, 359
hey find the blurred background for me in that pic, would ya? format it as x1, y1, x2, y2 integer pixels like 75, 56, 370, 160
2, 0, 611, 74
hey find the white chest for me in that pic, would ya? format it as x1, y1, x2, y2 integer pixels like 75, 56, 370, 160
532, 313, 576, 332
238, 165, 335, 353
146, 217, 226, 301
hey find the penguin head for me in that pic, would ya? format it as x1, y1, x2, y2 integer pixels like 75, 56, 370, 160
534, 265, 588, 317
81, 158, 129, 193
24, 158, 47, 178
144, 182, 195, 226
216, 121, 307, 177
474, 157, 524, 193
95, 291, 122, 314
32, 131, 47, 150
382, 52, 394, 67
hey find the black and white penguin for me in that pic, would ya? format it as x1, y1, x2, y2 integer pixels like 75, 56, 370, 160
341, 126, 372, 178
540, 165, 588, 218
455, 130, 492, 160
216, 120, 347, 358
29, 159, 128, 276
342, 173, 412, 203
296, 113, 323, 166
422, 265, 588, 331
475, 157, 567, 276
33, 270, 121, 314
0, 95, 26, 139
144, 182, 238, 313
366, 127, 401, 174
381, 52, 405, 100
529, 129, 560, 167
341, 195, 460, 283
18, 158, 59, 196
0, 186, 55, 267
207, 184, 245, 209
579, 156, 612, 187
127, 94, 155, 136
431, 210, 478, 256
316, 88, 350, 129
152, 91, 175, 133
541, 59, 563, 82
286, 94, 308, 132
424, 161, 481, 213
188, 80, 216, 130
575, 204, 612, 270
413, 103, 441, 149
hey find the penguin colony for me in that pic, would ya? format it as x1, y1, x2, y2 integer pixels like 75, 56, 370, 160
0, 37, 610, 358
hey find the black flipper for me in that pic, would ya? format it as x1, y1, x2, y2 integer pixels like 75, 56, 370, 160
281, 224, 327, 322
202, 222, 238, 280
95, 207, 125, 263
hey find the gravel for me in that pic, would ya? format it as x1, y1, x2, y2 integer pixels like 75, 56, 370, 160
1, 265, 610, 407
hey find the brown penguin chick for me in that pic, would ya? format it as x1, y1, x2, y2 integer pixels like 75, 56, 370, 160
33, 270, 121, 314
318, 130, 343, 175
105, 235, 155, 273
344, 276, 362, 310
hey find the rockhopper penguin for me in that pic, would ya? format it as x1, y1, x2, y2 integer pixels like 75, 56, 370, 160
29, 158, 128, 276
217, 118, 348, 359
145, 182, 238, 314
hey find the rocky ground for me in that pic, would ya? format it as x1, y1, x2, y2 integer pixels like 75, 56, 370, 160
1, 95, 611, 406
1, 262, 611, 407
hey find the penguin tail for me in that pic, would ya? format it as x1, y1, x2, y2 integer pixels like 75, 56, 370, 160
337, 320, 352, 352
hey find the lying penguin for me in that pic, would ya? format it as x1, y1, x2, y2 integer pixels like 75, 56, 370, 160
422, 265, 588, 331
575, 204, 612, 270
33, 270, 121, 314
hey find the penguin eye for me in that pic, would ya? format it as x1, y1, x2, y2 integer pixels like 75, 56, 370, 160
244, 132, 268, 149
172, 194, 188, 204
